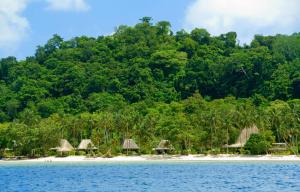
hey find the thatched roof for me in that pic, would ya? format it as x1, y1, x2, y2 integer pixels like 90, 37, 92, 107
155, 140, 173, 150
77, 139, 97, 150
122, 139, 139, 150
56, 139, 74, 152
224, 125, 259, 148
269, 143, 288, 152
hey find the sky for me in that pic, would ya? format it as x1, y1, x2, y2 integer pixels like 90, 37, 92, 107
0, 0, 300, 60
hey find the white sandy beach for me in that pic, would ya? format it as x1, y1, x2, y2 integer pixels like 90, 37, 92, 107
2, 154, 300, 163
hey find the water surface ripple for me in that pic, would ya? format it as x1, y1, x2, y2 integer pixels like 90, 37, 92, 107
0, 161, 299, 192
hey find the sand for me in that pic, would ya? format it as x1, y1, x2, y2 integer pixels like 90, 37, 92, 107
2, 154, 300, 163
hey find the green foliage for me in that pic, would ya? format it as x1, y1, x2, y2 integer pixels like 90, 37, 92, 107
86, 93, 127, 112
0, 18, 300, 156
244, 132, 275, 155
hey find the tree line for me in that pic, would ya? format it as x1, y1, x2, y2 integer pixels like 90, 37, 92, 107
0, 17, 300, 156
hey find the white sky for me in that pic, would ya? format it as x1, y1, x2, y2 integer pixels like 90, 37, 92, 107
0, 0, 29, 52
0, 0, 90, 56
46, 0, 89, 11
185, 0, 300, 44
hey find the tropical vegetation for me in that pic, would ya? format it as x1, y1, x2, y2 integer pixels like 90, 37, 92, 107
1, 17, 300, 157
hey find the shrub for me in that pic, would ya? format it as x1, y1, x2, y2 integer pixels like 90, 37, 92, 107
244, 133, 273, 155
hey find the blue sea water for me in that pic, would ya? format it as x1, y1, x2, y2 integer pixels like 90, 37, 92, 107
0, 161, 299, 192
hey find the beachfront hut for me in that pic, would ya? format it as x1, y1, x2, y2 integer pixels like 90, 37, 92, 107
154, 140, 173, 154
77, 139, 97, 151
54, 139, 74, 152
122, 139, 139, 153
223, 125, 259, 149
269, 143, 288, 153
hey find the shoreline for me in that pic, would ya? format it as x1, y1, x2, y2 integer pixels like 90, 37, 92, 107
1, 154, 300, 163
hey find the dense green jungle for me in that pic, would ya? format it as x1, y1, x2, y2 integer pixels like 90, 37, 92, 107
1, 17, 300, 156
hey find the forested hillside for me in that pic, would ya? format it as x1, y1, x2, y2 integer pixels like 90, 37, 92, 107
0, 18, 300, 156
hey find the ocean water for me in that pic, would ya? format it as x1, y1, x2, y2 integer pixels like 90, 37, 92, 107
0, 161, 299, 192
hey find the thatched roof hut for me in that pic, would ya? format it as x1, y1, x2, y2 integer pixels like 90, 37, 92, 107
224, 125, 259, 148
269, 143, 288, 152
122, 139, 139, 151
155, 140, 173, 154
55, 139, 74, 152
77, 139, 97, 150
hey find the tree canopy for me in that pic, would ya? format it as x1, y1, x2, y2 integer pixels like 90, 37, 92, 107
0, 18, 300, 156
